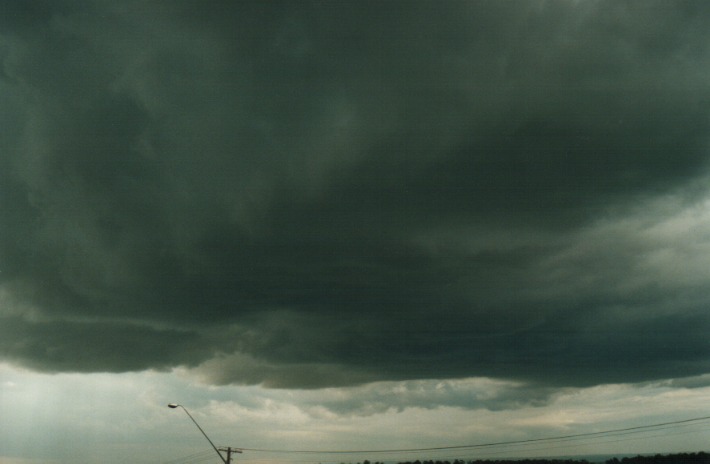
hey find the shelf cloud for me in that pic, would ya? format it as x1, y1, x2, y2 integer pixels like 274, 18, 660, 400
2, 0, 710, 392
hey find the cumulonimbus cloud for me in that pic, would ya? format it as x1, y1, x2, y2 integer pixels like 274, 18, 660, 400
1, 0, 710, 391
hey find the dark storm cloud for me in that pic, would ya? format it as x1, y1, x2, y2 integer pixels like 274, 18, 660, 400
0, 315, 207, 372
2, 0, 710, 393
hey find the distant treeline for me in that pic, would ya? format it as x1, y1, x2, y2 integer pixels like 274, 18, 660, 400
392, 459, 590, 464
386, 452, 710, 464
606, 452, 710, 464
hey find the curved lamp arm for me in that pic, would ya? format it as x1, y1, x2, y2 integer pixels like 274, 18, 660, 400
168, 403, 227, 464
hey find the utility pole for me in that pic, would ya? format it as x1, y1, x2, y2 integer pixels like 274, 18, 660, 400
219, 447, 242, 464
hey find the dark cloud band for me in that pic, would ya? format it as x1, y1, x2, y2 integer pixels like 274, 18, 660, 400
1, 0, 710, 390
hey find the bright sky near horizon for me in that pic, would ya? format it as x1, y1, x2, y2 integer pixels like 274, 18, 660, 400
2, 1, 710, 463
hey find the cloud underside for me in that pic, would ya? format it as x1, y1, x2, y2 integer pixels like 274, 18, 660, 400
2, 0, 710, 392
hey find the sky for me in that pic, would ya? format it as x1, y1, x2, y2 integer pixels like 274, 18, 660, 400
2, 0, 710, 463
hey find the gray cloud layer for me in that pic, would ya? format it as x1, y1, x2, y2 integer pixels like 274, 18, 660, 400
2, 0, 710, 391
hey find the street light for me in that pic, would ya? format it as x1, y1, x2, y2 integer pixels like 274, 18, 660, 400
168, 403, 227, 464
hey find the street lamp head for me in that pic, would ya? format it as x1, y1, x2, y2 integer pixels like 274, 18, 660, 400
166, 403, 228, 464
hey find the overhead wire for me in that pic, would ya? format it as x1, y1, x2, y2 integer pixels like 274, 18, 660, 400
404, 423, 710, 462
236, 415, 710, 455
161, 449, 217, 464
163, 415, 710, 464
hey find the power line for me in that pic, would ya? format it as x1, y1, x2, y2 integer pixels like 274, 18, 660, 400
235, 415, 710, 455
162, 449, 216, 464
230, 427, 710, 464
395, 424, 710, 462
164, 415, 710, 464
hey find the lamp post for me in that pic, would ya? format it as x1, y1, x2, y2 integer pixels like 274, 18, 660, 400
168, 403, 227, 464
